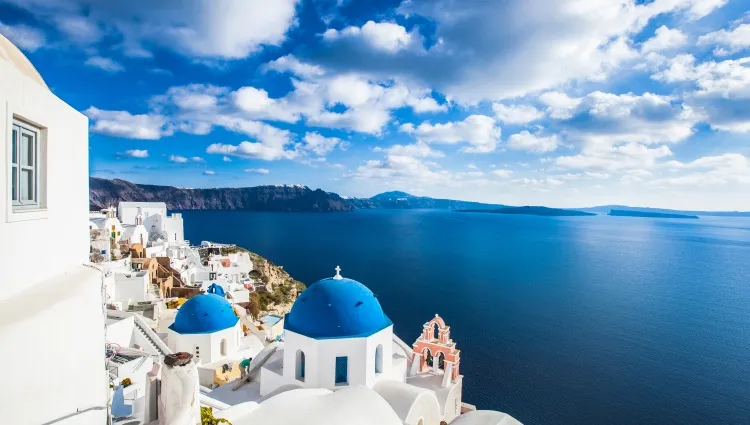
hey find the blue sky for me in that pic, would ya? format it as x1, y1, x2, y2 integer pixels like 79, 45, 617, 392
2, 0, 750, 209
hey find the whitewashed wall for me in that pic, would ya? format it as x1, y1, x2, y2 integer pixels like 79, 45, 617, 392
0, 40, 108, 425
119, 204, 166, 226
1, 48, 91, 297
106, 315, 136, 348
167, 323, 242, 365
114, 272, 150, 307
280, 326, 394, 391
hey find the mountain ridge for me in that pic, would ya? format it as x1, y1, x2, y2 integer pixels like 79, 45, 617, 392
89, 177, 750, 216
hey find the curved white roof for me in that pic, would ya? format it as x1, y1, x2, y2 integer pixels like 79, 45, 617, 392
374, 379, 441, 423
219, 386, 403, 425
451, 410, 524, 425
0, 34, 48, 89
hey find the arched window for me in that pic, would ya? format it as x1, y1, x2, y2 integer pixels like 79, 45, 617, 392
375, 344, 383, 374
433, 322, 440, 340
220, 339, 228, 356
438, 352, 445, 370
335, 356, 348, 385
296, 350, 305, 381
424, 348, 433, 367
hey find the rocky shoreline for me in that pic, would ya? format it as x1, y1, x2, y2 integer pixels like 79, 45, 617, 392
221, 246, 305, 316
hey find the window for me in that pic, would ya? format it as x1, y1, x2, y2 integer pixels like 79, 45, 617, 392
375, 344, 383, 374
221, 339, 228, 356
335, 356, 348, 385
296, 350, 305, 381
10, 120, 41, 210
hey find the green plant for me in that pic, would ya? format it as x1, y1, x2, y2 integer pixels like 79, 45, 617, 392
201, 407, 231, 425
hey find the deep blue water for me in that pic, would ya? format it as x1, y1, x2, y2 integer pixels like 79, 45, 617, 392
180, 209, 750, 424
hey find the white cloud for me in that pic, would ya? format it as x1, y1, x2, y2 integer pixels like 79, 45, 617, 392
314, 0, 724, 102
191, 156, 204, 162
84, 56, 124, 73
652, 154, 750, 186
373, 141, 444, 158
4, 0, 300, 60
203, 170, 216, 175
264, 55, 326, 78
223, 156, 232, 162
301, 132, 343, 156
233, 86, 298, 122
492, 103, 544, 124
653, 55, 750, 132
122, 63, 445, 142
206, 135, 299, 161
154, 84, 226, 111
492, 169, 513, 178
210, 116, 297, 160
539, 91, 582, 119
545, 91, 699, 146
0, 22, 45, 51
244, 168, 270, 174
54, 15, 103, 44
119, 149, 149, 158
84, 107, 171, 140
686, 0, 728, 20
620, 168, 653, 183
347, 154, 451, 184
169, 155, 189, 163
556, 143, 673, 171
323, 21, 414, 53
511, 177, 564, 189
641, 26, 687, 52
508, 131, 559, 153
400, 115, 500, 153
698, 23, 750, 56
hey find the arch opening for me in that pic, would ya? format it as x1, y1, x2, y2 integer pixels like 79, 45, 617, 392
424, 348, 433, 368
296, 350, 305, 381
375, 344, 383, 374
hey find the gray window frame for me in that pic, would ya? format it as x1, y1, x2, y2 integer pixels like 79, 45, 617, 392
11, 120, 40, 210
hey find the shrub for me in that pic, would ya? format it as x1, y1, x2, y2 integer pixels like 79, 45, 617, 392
201, 407, 231, 425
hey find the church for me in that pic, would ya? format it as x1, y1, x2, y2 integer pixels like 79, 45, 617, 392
165, 267, 522, 425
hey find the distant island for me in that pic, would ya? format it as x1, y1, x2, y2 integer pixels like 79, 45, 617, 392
458, 206, 596, 217
90, 177, 750, 216
609, 209, 699, 219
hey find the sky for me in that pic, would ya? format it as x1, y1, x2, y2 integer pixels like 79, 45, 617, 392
2, 0, 750, 210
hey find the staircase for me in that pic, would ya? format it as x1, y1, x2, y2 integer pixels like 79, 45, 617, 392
149, 283, 161, 298
131, 313, 172, 357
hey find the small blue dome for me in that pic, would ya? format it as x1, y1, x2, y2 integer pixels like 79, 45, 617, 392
285, 277, 392, 339
207, 283, 225, 296
169, 293, 238, 334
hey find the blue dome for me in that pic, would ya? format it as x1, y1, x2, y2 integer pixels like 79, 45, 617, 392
207, 283, 225, 296
285, 277, 392, 339
169, 293, 238, 334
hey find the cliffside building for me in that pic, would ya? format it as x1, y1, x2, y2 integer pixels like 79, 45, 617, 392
0, 34, 108, 425
119, 201, 185, 244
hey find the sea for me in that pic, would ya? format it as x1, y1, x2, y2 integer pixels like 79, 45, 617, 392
179, 209, 750, 425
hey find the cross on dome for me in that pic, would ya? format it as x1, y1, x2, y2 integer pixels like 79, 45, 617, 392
334, 265, 343, 280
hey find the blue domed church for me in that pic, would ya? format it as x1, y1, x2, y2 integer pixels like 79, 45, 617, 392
248, 267, 467, 425
167, 291, 243, 367
278, 267, 396, 389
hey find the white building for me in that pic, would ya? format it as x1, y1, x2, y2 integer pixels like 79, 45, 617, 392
173, 267, 523, 425
166, 287, 264, 388
0, 34, 108, 424
119, 202, 185, 244
90, 215, 124, 243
